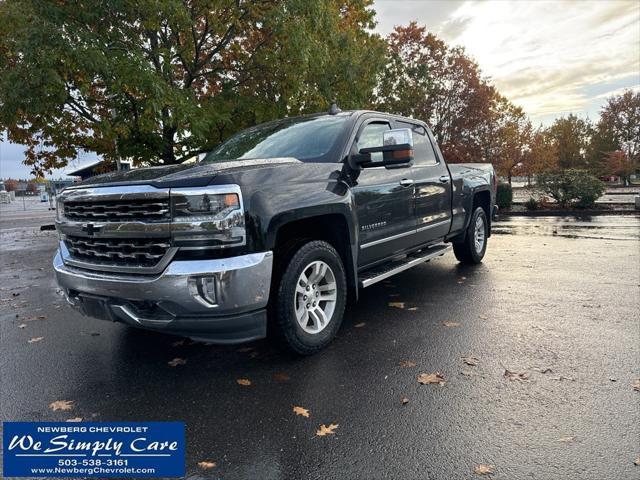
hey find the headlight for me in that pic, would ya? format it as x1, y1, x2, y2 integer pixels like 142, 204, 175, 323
170, 186, 246, 249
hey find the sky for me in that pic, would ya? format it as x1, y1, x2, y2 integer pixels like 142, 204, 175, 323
1, 0, 639, 179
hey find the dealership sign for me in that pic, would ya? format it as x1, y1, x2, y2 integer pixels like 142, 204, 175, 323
3, 422, 185, 477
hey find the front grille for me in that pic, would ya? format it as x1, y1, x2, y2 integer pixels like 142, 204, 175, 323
65, 236, 171, 268
63, 199, 170, 222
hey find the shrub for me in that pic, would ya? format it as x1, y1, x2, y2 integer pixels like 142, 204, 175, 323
536, 169, 605, 209
496, 183, 513, 210
525, 197, 539, 210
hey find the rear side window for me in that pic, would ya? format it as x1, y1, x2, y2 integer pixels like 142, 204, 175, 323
397, 121, 438, 166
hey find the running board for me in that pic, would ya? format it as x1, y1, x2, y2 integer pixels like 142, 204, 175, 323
359, 244, 451, 288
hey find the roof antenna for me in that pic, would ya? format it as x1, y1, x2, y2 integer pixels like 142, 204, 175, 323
329, 99, 341, 115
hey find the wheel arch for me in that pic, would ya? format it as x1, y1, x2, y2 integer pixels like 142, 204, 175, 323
268, 210, 359, 301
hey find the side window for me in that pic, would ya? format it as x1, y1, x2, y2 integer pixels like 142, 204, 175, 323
397, 121, 438, 166
355, 122, 390, 163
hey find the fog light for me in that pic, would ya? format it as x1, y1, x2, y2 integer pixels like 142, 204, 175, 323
188, 276, 218, 307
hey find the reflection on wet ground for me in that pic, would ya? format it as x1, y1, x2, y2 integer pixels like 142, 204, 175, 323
493, 215, 640, 241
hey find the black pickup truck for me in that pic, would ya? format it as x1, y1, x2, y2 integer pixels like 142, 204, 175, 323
54, 109, 497, 354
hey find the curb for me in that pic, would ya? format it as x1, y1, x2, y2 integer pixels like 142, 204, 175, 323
498, 210, 639, 217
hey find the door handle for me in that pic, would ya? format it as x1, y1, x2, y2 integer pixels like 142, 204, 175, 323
399, 178, 414, 187
439, 175, 450, 183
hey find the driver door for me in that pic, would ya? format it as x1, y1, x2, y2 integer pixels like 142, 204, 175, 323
351, 119, 416, 268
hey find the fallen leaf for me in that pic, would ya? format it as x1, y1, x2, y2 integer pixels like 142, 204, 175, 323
274, 372, 290, 383
632, 379, 640, 392
388, 302, 405, 309
558, 436, 576, 443
198, 461, 217, 469
167, 358, 187, 367
316, 423, 338, 436
354, 322, 366, 328
28, 337, 44, 344
634, 457, 640, 466
443, 321, 460, 328
608, 377, 617, 382
399, 360, 417, 368
474, 464, 495, 475
479, 314, 488, 320
66, 417, 83, 422
50, 400, 74, 411
400, 397, 409, 405
417, 372, 445, 385
236, 378, 251, 386
18, 324, 26, 329
462, 356, 479, 366
503, 369, 529, 381
292, 406, 310, 418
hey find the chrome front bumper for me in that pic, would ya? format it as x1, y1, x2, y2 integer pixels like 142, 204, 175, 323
53, 243, 273, 343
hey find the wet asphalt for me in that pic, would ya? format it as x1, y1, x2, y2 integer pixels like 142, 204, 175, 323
1, 215, 639, 480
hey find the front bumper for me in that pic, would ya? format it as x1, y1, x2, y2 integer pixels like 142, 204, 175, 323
53, 243, 273, 344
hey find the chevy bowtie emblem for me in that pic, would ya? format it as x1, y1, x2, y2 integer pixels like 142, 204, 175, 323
82, 223, 103, 236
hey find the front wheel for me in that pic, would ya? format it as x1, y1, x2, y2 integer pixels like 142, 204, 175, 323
453, 207, 488, 264
272, 240, 347, 355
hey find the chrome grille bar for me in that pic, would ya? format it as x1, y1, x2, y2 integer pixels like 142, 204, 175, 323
64, 200, 170, 222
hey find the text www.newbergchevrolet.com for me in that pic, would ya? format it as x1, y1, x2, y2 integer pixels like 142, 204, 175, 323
29, 466, 156, 476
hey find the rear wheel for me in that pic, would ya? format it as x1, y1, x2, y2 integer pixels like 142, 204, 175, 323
273, 240, 347, 355
453, 207, 488, 264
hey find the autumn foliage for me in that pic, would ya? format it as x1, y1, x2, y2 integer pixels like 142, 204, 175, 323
0, 3, 638, 183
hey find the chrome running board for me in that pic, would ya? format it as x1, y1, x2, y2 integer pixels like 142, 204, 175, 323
359, 244, 451, 288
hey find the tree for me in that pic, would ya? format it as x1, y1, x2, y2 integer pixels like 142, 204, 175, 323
0, 0, 386, 174
492, 99, 532, 183
519, 127, 558, 181
605, 150, 637, 185
4, 179, 18, 191
589, 90, 640, 179
373, 22, 498, 164
547, 115, 592, 170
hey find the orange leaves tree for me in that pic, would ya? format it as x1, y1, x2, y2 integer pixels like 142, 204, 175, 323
590, 90, 639, 184
373, 21, 531, 173
0, 0, 385, 174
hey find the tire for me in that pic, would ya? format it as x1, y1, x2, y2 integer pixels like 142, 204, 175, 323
272, 240, 347, 355
453, 207, 488, 264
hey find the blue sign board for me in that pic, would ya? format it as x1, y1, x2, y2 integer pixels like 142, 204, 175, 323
3, 422, 185, 478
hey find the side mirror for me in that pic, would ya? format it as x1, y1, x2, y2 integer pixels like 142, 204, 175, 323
354, 128, 414, 169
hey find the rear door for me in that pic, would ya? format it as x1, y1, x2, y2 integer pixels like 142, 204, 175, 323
351, 118, 416, 268
396, 121, 452, 245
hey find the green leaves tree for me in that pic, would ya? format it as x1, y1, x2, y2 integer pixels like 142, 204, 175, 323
547, 114, 592, 170
0, 0, 385, 174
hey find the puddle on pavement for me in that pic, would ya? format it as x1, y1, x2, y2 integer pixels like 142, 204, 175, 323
493, 215, 640, 241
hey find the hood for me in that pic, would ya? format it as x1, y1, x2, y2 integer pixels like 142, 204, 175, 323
73, 158, 301, 188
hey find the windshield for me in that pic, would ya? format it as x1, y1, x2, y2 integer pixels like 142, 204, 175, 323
203, 115, 349, 163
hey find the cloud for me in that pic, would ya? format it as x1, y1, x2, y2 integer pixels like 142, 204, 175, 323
439, 0, 640, 121
375, 0, 640, 124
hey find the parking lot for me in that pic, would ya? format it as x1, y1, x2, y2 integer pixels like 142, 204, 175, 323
1, 211, 639, 479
